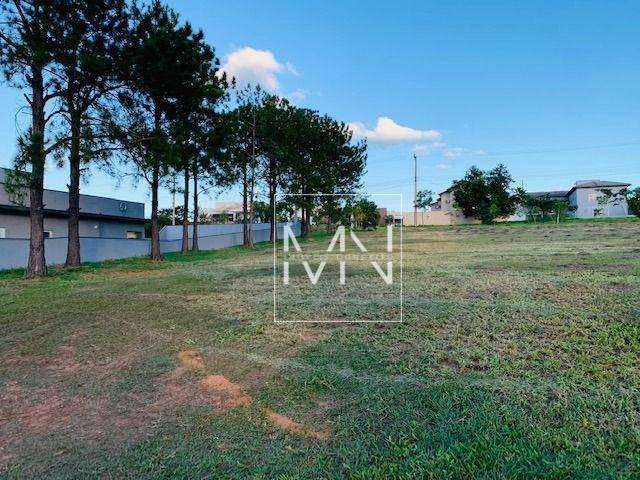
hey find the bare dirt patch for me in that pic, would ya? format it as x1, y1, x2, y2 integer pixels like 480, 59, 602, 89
159, 351, 329, 440
177, 350, 205, 370
1, 385, 112, 440
265, 410, 330, 440
199, 375, 252, 409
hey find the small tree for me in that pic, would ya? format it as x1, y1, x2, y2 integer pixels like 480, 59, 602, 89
252, 200, 271, 223
551, 199, 576, 224
414, 189, 434, 211
596, 188, 629, 217
628, 188, 640, 217
520, 193, 563, 222
352, 198, 378, 229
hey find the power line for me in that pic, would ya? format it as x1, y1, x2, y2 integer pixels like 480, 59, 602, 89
365, 140, 640, 166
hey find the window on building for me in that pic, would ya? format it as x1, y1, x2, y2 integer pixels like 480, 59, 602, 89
43, 231, 53, 238
126, 231, 142, 239
0, 227, 5, 239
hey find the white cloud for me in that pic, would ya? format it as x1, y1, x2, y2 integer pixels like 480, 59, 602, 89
285, 62, 299, 76
218, 47, 298, 92
413, 141, 446, 154
285, 89, 306, 103
347, 121, 367, 138
436, 163, 451, 169
348, 117, 441, 144
443, 147, 464, 159
442, 147, 486, 159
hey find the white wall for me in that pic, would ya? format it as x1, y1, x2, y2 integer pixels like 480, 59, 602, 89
571, 187, 629, 218
0, 222, 301, 271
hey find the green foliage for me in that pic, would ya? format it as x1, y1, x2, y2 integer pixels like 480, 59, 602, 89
414, 189, 434, 211
451, 164, 519, 224
521, 193, 577, 223
628, 188, 640, 217
351, 197, 379, 229
551, 199, 577, 223
252, 201, 271, 223
596, 188, 630, 217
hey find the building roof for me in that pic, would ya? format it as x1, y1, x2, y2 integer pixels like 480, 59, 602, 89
201, 201, 244, 214
570, 179, 631, 190
528, 190, 570, 199
0, 167, 145, 220
566, 180, 631, 196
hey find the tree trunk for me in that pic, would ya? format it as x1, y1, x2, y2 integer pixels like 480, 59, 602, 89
326, 219, 333, 234
304, 199, 312, 239
242, 165, 249, 247
150, 163, 162, 260
65, 112, 82, 267
26, 67, 47, 278
181, 166, 190, 254
150, 105, 162, 261
192, 166, 199, 251
300, 208, 307, 237
246, 111, 256, 247
269, 157, 277, 243
247, 168, 255, 248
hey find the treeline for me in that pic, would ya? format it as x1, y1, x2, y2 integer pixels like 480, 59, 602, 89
0, 0, 366, 278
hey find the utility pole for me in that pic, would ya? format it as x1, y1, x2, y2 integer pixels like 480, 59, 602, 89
413, 153, 418, 227
171, 176, 176, 226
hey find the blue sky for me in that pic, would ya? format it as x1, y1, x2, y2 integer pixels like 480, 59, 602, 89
0, 0, 638, 212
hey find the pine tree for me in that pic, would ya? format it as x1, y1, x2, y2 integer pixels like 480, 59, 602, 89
47, 0, 129, 267
0, 0, 62, 278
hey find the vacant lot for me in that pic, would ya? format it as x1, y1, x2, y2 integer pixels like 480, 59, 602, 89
1, 220, 639, 479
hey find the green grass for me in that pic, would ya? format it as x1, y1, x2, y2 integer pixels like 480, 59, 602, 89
1, 221, 639, 478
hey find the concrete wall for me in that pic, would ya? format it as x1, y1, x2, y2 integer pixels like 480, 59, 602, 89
389, 210, 479, 226
0, 222, 300, 271
0, 214, 144, 239
159, 222, 285, 240
0, 237, 151, 270
158, 223, 298, 251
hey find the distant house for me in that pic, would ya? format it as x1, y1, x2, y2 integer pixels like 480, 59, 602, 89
0, 168, 145, 240
200, 201, 245, 223
523, 180, 631, 219
389, 186, 478, 226
430, 186, 458, 214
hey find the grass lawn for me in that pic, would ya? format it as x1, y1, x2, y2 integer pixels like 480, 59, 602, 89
1, 220, 639, 479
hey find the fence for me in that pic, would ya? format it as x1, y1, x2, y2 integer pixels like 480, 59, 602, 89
0, 222, 300, 271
